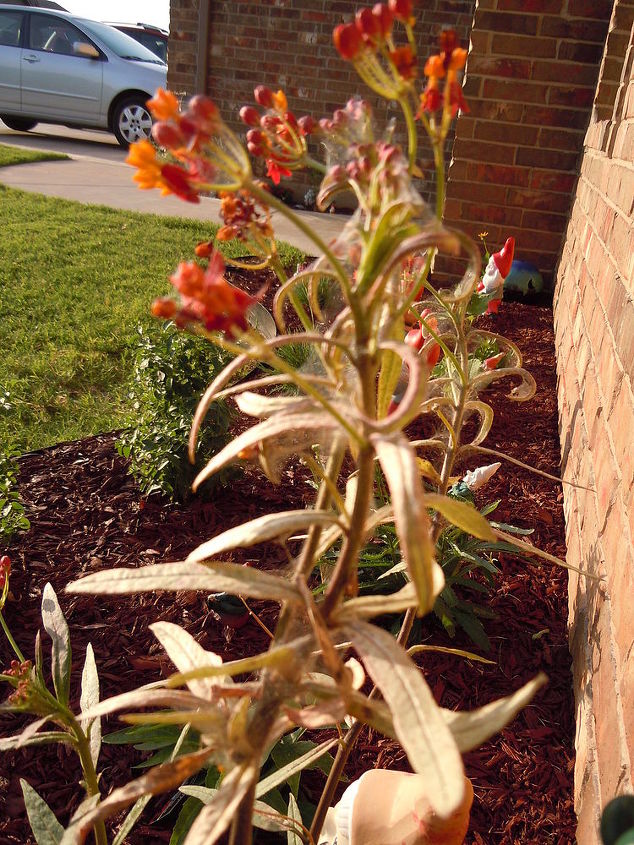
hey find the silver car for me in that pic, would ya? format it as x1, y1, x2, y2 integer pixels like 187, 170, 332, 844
0, 5, 167, 146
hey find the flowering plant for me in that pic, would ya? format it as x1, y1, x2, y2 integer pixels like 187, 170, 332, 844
2, 4, 579, 844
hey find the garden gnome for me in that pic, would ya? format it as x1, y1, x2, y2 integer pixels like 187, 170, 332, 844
318, 769, 474, 845
477, 236, 515, 313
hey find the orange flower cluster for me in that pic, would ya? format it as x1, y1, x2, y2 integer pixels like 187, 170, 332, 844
151, 250, 255, 337
405, 308, 442, 368
127, 89, 250, 202
240, 86, 317, 185
215, 188, 273, 244
419, 29, 468, 116
5, 659, 34, 706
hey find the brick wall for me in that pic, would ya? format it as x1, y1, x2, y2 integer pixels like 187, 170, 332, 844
441, 0, 610, 287
168, 0, 474, 205
553, 1, 634, 841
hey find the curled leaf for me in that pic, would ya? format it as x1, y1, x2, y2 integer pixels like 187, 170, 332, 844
424, 493, 496, 541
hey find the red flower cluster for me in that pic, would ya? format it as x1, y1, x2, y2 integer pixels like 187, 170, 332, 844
152, 250, 255, 337
405, 309, 442, 367
419, 30, 468, 117
240, 87, 316, 185
333, 1, 414, 62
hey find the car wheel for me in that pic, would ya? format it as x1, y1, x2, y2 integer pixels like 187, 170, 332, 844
112, 98, 153, 148
1, 116, 38, 132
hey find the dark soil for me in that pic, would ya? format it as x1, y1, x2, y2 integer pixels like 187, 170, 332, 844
0, 298, 576, 844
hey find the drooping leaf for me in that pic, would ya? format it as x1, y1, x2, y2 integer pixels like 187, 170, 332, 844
346, 619, 464, 817
187, 510, 341, 564
59, 748, 215, 844
442, 674, 547, 751
150, 622, 225, 700
0, 731, 70, 751
170, 797, 203, 845
41, 583, 71, 705
20, 780, 63, 845
67, 560, 302, 603
425, 493, 496, 541
80, 643, 101, 769
372, 433, 444, 614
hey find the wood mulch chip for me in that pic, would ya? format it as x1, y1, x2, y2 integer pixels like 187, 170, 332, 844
0, 298, 576, 844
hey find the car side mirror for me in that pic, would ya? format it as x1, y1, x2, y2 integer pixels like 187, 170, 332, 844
73, 42, 99, 58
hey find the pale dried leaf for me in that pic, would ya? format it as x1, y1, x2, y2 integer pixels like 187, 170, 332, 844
193, 412, 337, 491
79, 688, 203, 721
150, 622, 226, 700
187, 510, 341, 564
67, 560, 301, 603
183, 764, 256, 845
372, 433, 444, 613
41, 583, 71, 706
346, 619, 464, 817
333, 582, 418, 622
442, 674, 547, 751
80, 643, 101, 768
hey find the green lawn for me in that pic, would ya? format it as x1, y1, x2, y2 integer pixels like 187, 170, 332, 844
0, 143, 68, 168
0, 186, 303, 454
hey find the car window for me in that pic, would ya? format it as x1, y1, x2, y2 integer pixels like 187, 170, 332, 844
130, 31, 167, 62
0, 10, 23, 46
27, 12, 87, 55
78, 19, 164, 63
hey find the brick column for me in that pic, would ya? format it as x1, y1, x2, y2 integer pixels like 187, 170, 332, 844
442, 0, 610, 287
553, 2, 634, 841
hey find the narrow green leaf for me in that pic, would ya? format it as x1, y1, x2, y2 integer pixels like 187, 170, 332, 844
256, 738, 339, 799
80, 643, 101, 769
170, 797, 203, 845
425, 493, 496, 541
20, 780, 63, 845
377, 346, 403, 419
408, 644, 495, 665
41, 583, 72, 705
346, 619, 464, 817
287, 792, 303, 845
67, 560, 302, 603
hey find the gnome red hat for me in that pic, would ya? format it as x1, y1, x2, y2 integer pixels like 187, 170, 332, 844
492, 237, 515, 278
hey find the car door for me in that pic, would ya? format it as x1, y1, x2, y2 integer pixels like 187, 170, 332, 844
20, 11, 103, 122
0, 9, 24, 111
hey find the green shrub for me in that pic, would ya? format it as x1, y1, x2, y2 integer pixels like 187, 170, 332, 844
0, 448, 30, 542
116, 324, 234, 501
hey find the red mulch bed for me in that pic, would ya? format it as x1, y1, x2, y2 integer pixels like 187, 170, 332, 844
0, 299, 576, 844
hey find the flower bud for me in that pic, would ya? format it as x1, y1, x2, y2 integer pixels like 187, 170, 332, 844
389, 0, 413, 21
151, 121, 183, 149
297, 115, 316, 135
254, 85, 274, 107
260, 114, 281, 131
188, 95, 219, 125
355, 7, 381, 43
333, 23, 363, 60
372, 3, 394, 38
239, 105, 260, 126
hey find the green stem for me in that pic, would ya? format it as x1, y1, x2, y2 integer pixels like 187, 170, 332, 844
433, 141, 446, 220
0, 611, 25, 663
400, 96, 418, 174
68, 715, 107, 845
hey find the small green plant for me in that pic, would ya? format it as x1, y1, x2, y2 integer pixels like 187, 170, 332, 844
0, 449, 30, 541
116, 323, 234, 501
